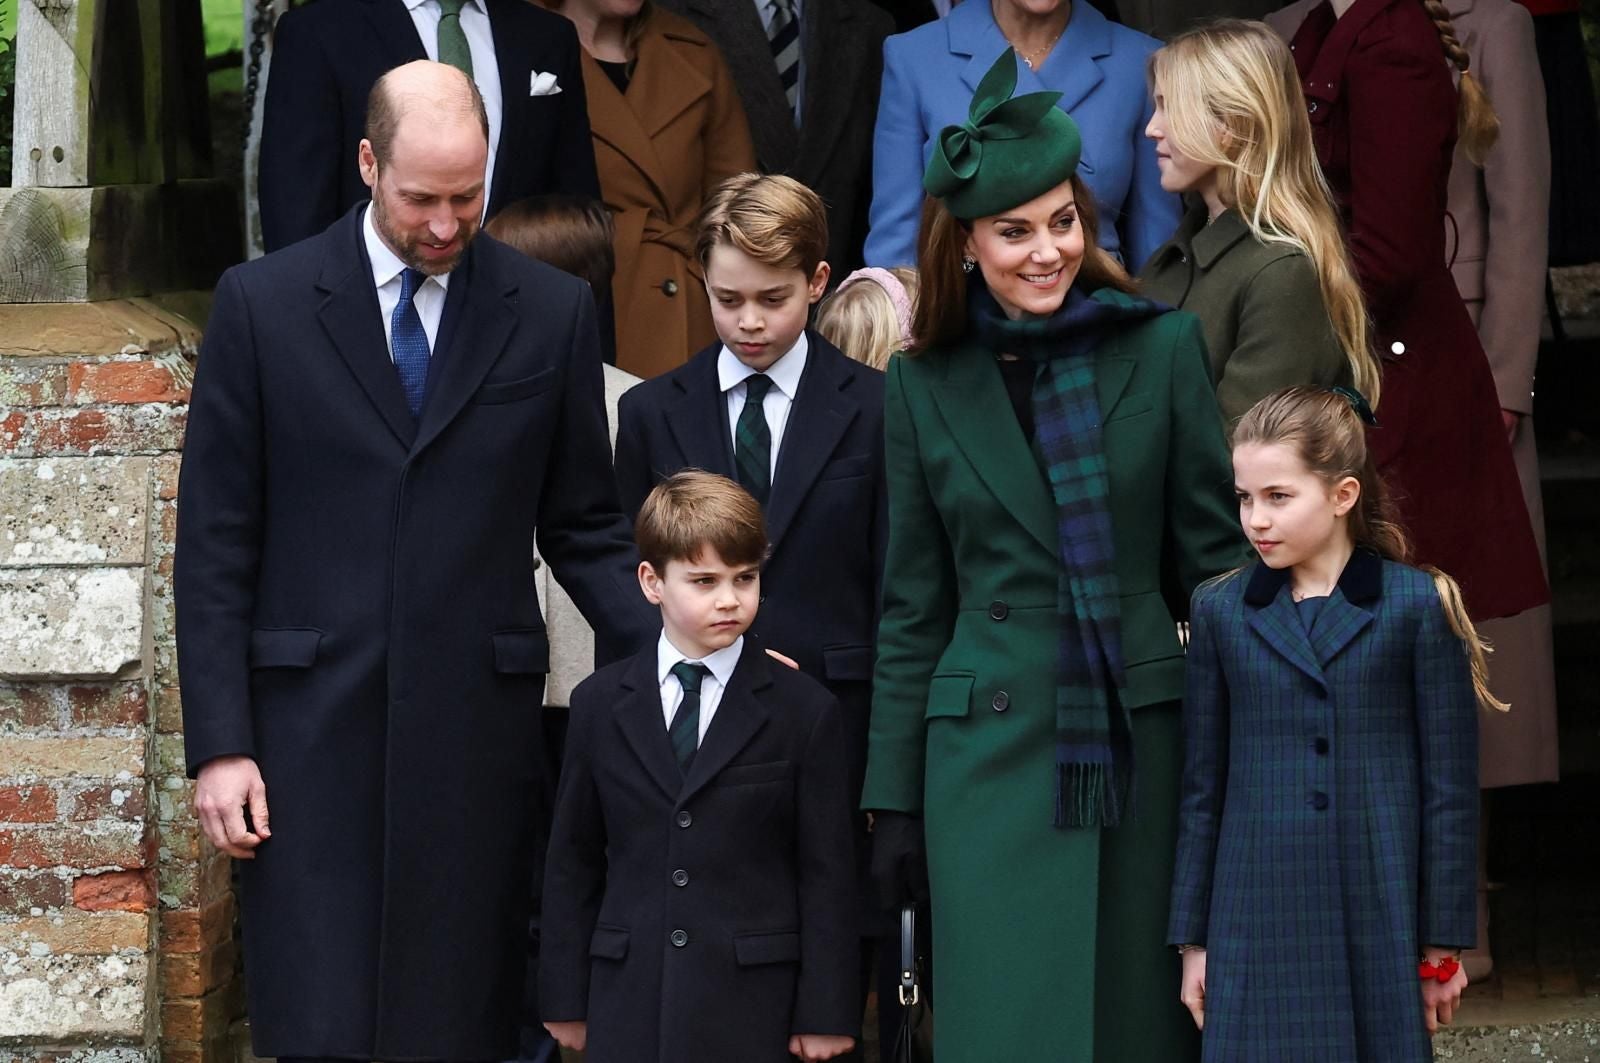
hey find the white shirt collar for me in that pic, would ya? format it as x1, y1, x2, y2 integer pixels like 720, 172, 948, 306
363, 204, 451, 293
656, 630, 744, 690
717, 331, 809, 398
404, 0, 486, 10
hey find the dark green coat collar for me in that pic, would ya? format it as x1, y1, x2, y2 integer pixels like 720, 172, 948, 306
1146, 203, 1254, 272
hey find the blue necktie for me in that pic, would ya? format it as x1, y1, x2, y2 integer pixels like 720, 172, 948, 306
391, 268, 430, 415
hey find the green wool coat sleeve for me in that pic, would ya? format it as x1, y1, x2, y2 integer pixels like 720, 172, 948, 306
863, 355, 958, 813
1215, 255, 1350, 423
1166, 315, 1252, 591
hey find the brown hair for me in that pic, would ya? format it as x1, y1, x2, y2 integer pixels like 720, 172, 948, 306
694, 173, 830, 278
1233, 387, 1506, 711
485, 195, 616, 290
1420, 0, 1500, 164
365, 65, 489, 167
909, 176, 1136, 352
635, 470, 769, 574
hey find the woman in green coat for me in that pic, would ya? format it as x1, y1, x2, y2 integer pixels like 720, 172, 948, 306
863, 51, 1244, 1062
1138, 22, 1382, 424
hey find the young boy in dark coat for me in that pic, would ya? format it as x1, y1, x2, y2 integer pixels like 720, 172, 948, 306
539, 471, 859, 1063
612, 176, 889, 1040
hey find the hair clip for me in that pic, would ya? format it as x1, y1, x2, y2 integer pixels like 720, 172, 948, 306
1330, 385, 1378, 427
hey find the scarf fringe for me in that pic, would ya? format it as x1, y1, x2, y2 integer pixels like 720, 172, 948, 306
1053, 759, 1135, 829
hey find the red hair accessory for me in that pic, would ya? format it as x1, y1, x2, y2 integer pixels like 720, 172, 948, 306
1418, 956, 1461, 983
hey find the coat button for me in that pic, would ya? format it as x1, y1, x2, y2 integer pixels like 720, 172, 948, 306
1314, 737, 1329, 755
676, 810, 692, 828
661, 279, 679, 296
672, 869, 690, 887
531, 556, 541, 571
1308, 100, 1318, 113
992, 691, 1010, 712
1311, 791, 1329, 811
670, 929, 689, 947
988, 601, 1009, 621
1390, 340, 1406, 356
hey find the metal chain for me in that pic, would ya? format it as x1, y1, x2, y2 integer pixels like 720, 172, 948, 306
240, 0, 279, 153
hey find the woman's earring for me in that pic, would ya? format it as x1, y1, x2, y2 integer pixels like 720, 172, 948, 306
961, 256, 976, 274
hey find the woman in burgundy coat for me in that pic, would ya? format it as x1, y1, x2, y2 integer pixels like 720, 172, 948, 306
1264, 0, 1546, 621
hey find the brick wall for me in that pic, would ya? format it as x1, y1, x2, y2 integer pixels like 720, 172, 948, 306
0, 299, 243, 1062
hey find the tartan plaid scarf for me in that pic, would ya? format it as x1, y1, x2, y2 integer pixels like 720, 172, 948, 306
968, 282, 1167, 827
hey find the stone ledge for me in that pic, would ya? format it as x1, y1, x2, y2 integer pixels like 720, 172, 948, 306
0, 299, 202, 360
1434, 996, 1600, 1061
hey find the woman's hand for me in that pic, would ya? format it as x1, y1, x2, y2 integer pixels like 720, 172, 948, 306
868, 811, 930, 910
544, 1020, 586, 1051
789, 1033, 855, 1060
1421, 948, 1468, 1034
1179, 948, 1207, 1031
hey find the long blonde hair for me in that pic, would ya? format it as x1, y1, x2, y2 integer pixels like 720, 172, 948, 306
1234, 387, 1507, 712
1149, 21, 1381, 409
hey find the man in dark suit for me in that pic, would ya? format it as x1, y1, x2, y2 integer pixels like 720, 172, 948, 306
258, 0, 600, 252
656, 0, 892, 268
540, 471, 859, 1062
177, 61, 653, 1063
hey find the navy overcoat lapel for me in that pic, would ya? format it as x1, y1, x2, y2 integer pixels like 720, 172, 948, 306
680, 641, 772, 802
411, 243, 519, 455
315, 209, 418, 451
361, 0, 429, 67
765, 336, 859, 551
1243, 549, 1382, 689
614, 649, 684, 802
665, 352, 737, 475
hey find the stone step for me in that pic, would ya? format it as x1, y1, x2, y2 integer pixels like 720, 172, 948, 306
1434, 994, 1600, 1061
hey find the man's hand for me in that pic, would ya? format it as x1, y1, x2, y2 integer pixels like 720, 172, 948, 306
789, 1034, 854, 1061
544, 1020, 587, 1051
1421, 949, 1468, 1035
1179, 948, 1207, 1030
194, 755, 271, 859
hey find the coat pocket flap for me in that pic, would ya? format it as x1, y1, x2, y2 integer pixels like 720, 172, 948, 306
248, 627, 323, 669
715, 761, 794, 787
589, 925, 630, 960
924, 672, 974, 719
822, 644, 874, 682
475, 367, 558, 405
492, 628, 551, 674
734, 930, 800, 966
819, 454, 870, 481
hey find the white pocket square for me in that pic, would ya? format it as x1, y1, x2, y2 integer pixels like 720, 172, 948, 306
530, 71, 563, 96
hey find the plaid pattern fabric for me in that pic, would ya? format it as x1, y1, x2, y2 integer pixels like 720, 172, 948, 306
1169, 552, 1478, 1061
734, 375, 773, 506
667, 662, 709, 773
968, 285, 1165, 827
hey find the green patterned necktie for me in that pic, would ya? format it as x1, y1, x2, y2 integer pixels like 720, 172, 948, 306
668, 662, 710, 773
734, 374, 774, 506
437, 0, 474, 78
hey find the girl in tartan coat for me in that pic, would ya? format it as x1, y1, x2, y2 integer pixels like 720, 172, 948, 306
1169, 387, 1505, 1061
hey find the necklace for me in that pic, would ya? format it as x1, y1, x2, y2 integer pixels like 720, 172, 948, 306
1013, 33, 1063, 70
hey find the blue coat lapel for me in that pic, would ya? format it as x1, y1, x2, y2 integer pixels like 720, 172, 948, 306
951, 1, 1111, 126
765, 334, 860, 552
664, 348, 737, 475
1243, 549, 1384, 688
615, 649, 684, 803
411, 241, 519, 457
680, 640, 772, 802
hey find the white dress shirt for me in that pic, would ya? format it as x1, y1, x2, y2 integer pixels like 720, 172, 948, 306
718, 333, 809, 479
750, 0, 805, 123
365, 204, 450, 358
657, 632, 744, 745
404, 0, 504, 199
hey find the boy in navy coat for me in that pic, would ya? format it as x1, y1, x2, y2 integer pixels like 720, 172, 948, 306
539, 471, 858, 1062
613, 176, 888, 1004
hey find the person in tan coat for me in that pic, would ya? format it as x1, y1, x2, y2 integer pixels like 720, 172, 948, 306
546, 0, 757, 378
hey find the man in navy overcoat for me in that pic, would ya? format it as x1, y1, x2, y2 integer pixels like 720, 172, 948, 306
176, 62, 653, 1062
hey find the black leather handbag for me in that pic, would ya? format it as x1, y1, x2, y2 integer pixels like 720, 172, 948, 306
891, 903, 934, 1063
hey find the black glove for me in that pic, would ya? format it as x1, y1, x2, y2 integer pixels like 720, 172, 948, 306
869, 811, 930, 911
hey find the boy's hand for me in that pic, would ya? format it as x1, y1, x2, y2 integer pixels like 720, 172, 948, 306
1421, 950, 1468, 1034
544, 1020, 587, 1051
1179, 948, 1206, 1030
788, 1034, 855, 1061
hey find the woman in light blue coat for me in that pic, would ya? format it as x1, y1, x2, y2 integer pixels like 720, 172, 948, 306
863, 0, 1179, 269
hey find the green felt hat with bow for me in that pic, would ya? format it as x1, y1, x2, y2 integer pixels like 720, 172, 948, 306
923, 50, 1083, 221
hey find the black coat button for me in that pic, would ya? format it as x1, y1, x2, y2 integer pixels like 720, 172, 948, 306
670, 929, 688, 947
676, 810, 692, 828
661, 279, 679, 296
672, 869, 689, 887
1311, 791, 1329, 811
992, 691, 1010, 712
531, 556, 541, 570
1314, 737, 1329, 755
988, 601, 1009, 621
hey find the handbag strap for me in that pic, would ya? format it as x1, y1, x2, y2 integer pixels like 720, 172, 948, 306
898, 902, 919, 1006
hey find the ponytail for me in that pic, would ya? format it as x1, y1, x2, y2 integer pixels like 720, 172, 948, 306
1419, 0, 1500, 164
1423, 566, 1510, 712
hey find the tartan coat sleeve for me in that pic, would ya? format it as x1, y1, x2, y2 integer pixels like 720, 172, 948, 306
1167, 575, 1233, 947
1412, 584, 1480, 949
